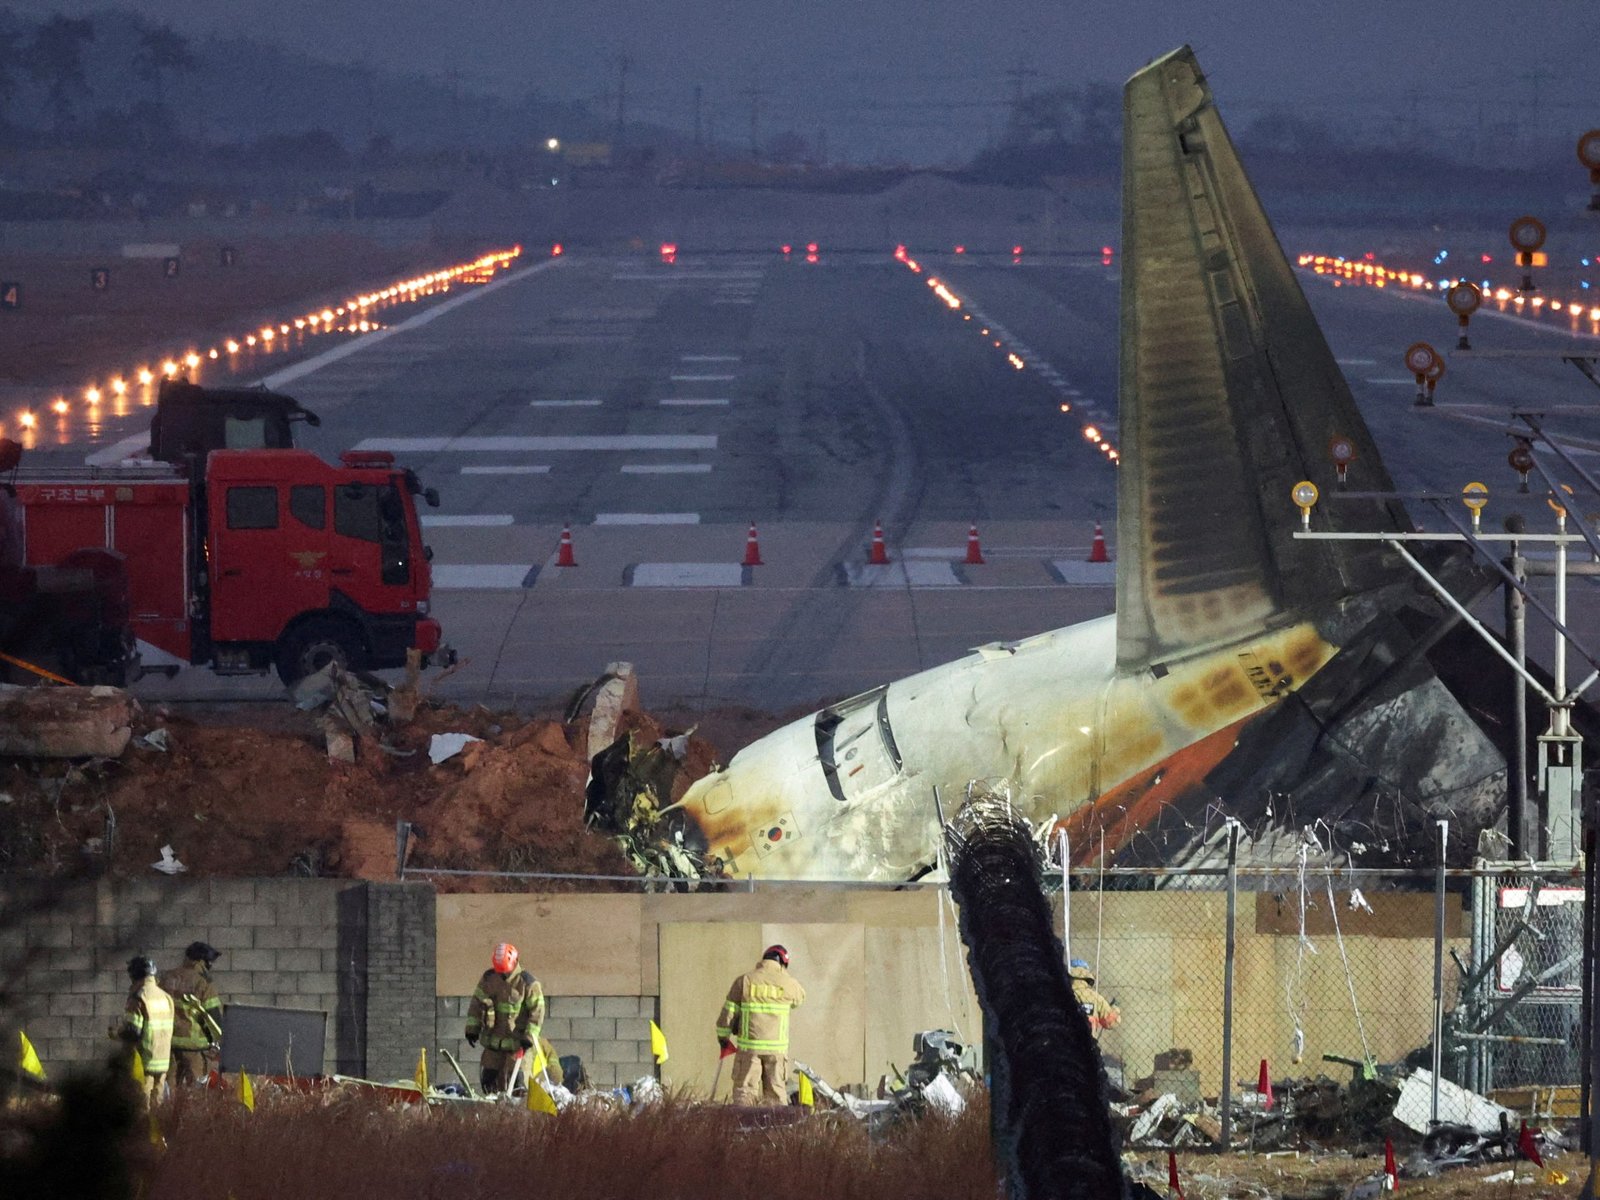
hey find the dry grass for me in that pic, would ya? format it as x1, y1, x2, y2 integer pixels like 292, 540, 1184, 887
144, 1088, 1004, 1200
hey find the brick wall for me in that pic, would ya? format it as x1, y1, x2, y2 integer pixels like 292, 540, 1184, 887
0, 877, 432, 1082
435, 994, 659, 1089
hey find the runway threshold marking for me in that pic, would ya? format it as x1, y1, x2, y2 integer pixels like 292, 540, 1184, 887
432, 564, 537, 589
625, 563, 748, 587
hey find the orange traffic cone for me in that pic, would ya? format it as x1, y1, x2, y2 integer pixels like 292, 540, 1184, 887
555, 523, 577, 567
743, 522, 764, 567
1383, 1137, 1398, 1190
965, 523, 985, 565
868, 520, 890, 565
1088, 521, 1109, 563
1257, 1059, 1273, 1110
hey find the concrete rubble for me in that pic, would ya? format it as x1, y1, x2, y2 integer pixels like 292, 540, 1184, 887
0, 683, 135, 758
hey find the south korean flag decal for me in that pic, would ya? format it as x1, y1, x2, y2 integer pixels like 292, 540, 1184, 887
752, 812, 799, 858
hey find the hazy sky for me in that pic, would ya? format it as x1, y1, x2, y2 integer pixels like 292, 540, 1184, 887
6, 2, 1595, 161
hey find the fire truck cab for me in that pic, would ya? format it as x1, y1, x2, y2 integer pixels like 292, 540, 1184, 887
13, 447, 443, 684
203, 449, 441, 681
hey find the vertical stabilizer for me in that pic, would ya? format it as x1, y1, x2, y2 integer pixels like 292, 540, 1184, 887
1116, 47, 1409, 673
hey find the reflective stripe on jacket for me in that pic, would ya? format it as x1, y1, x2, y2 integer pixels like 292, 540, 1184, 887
123, 978, 175, 1075
159, 961, 223, 1050
715, 960, 805, 1054
465, 968, 545, 1053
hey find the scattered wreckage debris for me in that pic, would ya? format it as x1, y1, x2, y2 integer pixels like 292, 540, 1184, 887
0, 664, 721, 886
797, 1029, 979, 1132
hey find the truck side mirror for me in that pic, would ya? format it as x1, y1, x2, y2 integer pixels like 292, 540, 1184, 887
424, 488, 440, 509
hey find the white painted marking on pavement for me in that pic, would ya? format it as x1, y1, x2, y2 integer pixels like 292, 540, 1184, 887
621, 463, 713, 474
421, 514, 515, 527
680, 354, 741, 362
594, 512, 701, 525
1050, 561, 1116, 586
460, 465, 551, 475
354, 435, 717, 452
432, 564, 534, 589
1337, 357, 1377, 365
671, 373, 737, 381
530, 399, 602, 407
659, 398, 730, 407
629, 563, 745, 587
259, 257, 565, 390
1364, 377, 1419, 384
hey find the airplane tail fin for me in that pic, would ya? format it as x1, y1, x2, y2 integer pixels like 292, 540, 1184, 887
1116, 47, 1411, 673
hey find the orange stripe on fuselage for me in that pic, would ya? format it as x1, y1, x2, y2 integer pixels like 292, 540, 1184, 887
1057, 711, 1263, 861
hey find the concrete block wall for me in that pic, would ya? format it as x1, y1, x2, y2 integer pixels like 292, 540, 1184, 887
436, 994, 659, 1089
0, 877, 429, 1081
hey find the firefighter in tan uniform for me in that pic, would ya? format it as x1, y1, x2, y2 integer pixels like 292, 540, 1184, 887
116, 955, 175, 1107
716, 944, 806, 1106
160, 940, 224, 1084
1069, 959, 1120, 1039
465, 941, 545, 1094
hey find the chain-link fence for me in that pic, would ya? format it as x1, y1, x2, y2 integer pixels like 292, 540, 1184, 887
1053, 849, 1586, 1136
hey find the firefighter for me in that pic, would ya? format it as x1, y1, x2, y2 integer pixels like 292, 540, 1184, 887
716, 944, 806, 1106
117, 955, 174, 1107
159, 941, 224, 1084
1069, 958, 1120, 1039
464, 941, 545, 1094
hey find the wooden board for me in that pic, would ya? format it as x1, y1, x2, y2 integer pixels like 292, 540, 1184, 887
764, 921, 866, 1091
436, 893, 643, 996
658, 922, 760, 1097
863, 924, 983, 1088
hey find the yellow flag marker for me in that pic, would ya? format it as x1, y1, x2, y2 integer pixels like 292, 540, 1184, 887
797, 1072, 814, 1108
18, 1031, 45, 1080
528, 1043, 548, 1080
236, 1068, 255, 1112
649, 1020, 669, 1065
526, 1077, 558, 1115
413, 1047, 428, 1093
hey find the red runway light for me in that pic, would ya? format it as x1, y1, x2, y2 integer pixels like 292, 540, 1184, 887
954, 245, 965, 254
551, 242, 564, 256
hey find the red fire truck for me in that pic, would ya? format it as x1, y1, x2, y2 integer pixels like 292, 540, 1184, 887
4, 441, 445, 684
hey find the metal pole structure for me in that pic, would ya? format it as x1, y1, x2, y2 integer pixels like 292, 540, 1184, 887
1219, 820, 1240, 1148
1060, 829, 1071, 965
1431, 819, 1449, 1125
1583, 779, 1595, 1156
1509, 546, 1531, 857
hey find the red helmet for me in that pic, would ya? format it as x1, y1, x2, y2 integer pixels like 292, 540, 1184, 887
491, 942, 519, 974
762, 944, 789, 968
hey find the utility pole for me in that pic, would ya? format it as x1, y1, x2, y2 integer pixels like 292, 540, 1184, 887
740, 84, 765, 161
614, 53, 634, 143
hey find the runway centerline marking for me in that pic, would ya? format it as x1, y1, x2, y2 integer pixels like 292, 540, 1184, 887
460, 465, 551, 475
594, 512, 701, 525
671, 373, 737, 381
660, 398, 730, 407
421, 514, 515, 527
680, 354, 741, 362
621, 464, 713, 474
530, 399, 603, 407
354, 435, 717, 452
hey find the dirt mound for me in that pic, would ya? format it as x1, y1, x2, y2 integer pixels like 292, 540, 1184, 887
0, 695, 728, 891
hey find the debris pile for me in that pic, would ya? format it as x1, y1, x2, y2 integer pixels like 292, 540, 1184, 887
0, 665, 731, 887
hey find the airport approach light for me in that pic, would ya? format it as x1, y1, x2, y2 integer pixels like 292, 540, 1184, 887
1328, 434, 1356, 486
1446, 280, 1481, 349
1292, 480, 1319, 529
1509, 216, 1546, 292
1462, 482, 1489, 533
1509, 444, 1535, 493
1578, 130, 1600, 210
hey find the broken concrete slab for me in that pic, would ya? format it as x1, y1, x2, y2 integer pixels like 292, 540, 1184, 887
0, 683, 135, 758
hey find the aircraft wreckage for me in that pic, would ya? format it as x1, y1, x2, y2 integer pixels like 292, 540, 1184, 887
590, 45, 1568, 882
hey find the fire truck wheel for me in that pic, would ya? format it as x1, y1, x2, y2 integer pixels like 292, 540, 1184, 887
274, 618, 364, 684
